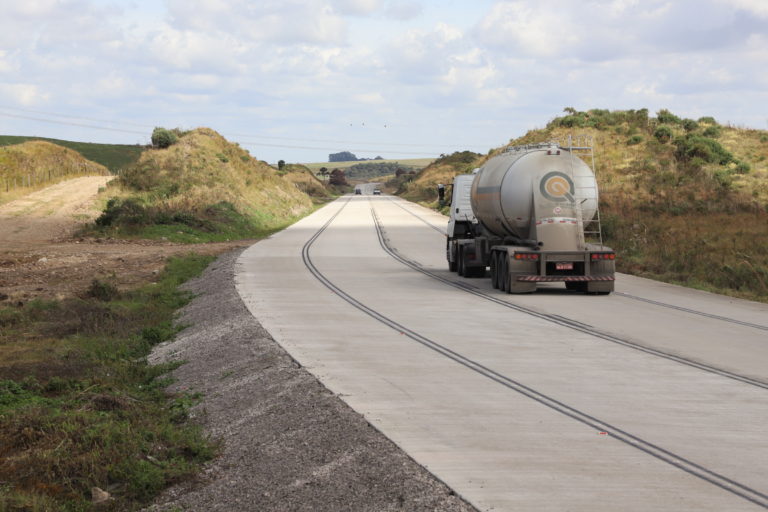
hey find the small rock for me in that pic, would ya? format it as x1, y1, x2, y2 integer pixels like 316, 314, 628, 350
91, 487, 112, 504
38, 257, 48, 263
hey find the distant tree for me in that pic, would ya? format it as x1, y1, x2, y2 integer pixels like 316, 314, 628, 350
395, 168, 406, 177
318, 167, 329, 180
277, 160, 285, 170
329, 168, 348, 186
374, 155, 383, 160
151, 127, 178, 149
329, 151, 357, 162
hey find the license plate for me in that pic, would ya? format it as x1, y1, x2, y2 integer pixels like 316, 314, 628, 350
556, 262, 574, 270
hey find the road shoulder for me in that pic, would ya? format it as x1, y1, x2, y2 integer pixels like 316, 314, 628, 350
146, 247, 475, 511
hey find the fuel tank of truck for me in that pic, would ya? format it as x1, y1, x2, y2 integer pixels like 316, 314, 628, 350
470, 144, 598, 243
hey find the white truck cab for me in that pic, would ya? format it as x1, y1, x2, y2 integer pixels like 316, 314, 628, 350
446, 171, 478, 238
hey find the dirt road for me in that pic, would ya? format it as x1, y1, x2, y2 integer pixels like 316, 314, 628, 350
0, 176, 249, 303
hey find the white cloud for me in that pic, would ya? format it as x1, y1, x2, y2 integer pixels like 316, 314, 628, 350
385, 1, 422, 20
0, 83, 51, 106
165, 0, 348, 46
332, 0, 382, 16
475, 2, 580, 57
717, 0, 768, 17
353, 92, 385, 104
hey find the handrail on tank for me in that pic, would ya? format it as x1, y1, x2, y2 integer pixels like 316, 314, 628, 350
502, 134, 594, 154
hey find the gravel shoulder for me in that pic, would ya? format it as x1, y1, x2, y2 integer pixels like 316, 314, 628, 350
147, 248, 477, 512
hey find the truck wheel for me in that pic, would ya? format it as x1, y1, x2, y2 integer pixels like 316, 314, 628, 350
499, 256, 508, 292
457, 248, 465, 277
490, 252, 498, 289
448, 255, 457, 272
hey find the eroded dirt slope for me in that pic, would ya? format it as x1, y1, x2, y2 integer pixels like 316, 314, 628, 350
0, 177, 248, 304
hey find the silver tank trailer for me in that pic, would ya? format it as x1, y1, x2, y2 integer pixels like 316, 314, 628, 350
470, 144, 598, 249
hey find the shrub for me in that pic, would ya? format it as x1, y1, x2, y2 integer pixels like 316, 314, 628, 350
734, 161, 751, 174
702, 125, 721, 138
151, 127, 178, 149
653, 126, 673, 143
96, 197, 150, 226
656, 109, 681, 125
627, 135, 644, 146
673, 134, 734, 165
86, 279, 120, 301
698, 116, 718, 125
682, 119, 699, 132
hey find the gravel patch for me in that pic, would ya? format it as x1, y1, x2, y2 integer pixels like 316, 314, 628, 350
147, 248, 477, 512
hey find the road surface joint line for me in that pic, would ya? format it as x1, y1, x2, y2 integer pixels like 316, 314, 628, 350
299, 197, 768, 510
370, 201, 768, 392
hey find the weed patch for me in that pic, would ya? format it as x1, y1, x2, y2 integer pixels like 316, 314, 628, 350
0, 254, 217, 510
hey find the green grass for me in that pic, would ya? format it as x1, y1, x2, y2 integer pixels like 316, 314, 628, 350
81, 198, 317, 243
0, 254, 218, 511
0, 135, 145, 172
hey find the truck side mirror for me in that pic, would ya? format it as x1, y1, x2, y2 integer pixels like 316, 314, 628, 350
437, 184, 445, 202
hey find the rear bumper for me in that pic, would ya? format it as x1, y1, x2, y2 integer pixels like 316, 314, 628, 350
516, 275, 615, 282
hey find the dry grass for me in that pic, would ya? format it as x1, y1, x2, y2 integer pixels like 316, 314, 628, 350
0, 141, 110, 206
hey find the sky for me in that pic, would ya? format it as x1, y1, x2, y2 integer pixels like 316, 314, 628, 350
1, 0, 767, 164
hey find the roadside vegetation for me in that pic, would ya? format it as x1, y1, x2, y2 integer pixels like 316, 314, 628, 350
302, 157, 434, 173
0, 141, 110, 205
85, 128, 317, 243
396, 151, 483, 205
0, 254, 217, 511
403, 108, 768, 302
281, 163, 334, 201
0, 135, 144, 173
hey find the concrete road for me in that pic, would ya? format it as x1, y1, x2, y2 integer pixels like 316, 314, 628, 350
236, 195, 768, 512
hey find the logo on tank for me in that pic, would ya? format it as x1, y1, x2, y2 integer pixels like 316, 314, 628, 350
540, 171, 575, 203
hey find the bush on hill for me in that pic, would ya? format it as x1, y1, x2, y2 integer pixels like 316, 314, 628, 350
93, 128, 314, 241
151, 127, 178, 149
673, 134, 734, 166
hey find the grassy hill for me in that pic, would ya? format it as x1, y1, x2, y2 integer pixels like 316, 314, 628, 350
303, 157, 434, 173
90, 128, 315, 242
0, 141, 110, 205
281, 163, 333, 200
402, 108, 768, 302
0, 135, 144, 172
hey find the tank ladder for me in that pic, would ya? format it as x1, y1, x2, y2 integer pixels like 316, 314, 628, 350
560, 135, 605, 249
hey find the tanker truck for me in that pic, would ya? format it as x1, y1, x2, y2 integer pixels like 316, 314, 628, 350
445, 140, 615, 294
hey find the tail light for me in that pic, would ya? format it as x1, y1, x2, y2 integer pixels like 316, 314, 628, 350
514, 253, 539, 261
591, 253, 616, 260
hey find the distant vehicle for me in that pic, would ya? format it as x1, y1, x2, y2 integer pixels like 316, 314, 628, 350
445, 140, 615, 294
373, 189, 381, 195
355, 188, 362, 195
